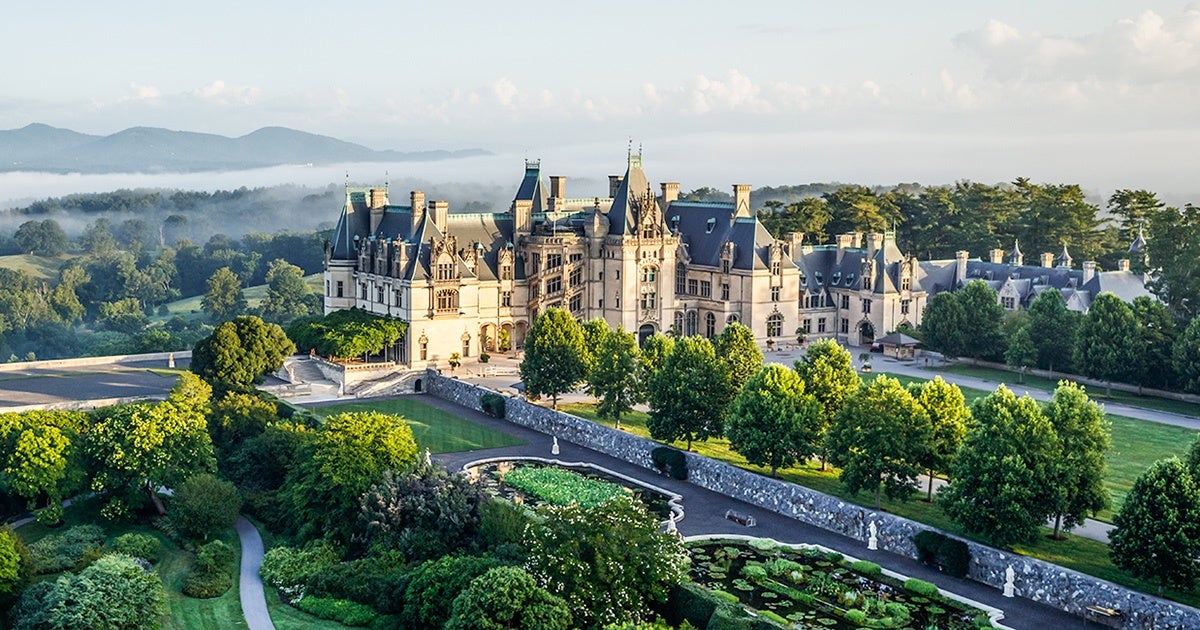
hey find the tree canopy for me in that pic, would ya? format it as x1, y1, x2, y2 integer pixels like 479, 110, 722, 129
285, 308, 407, 360
725, 364, 823, 477
1074, 292, 1139, 395
646, 336, 733, 450
1110, 457, 1200, 595
446, 566, 572, 630
586, 326, 641, 429
201, 266, 247, 323
909, 377, 970, 502
1044, 382, 1111, 538
519, 308, 586, 409
713, 322, 763, 393
191, 315, 295, 391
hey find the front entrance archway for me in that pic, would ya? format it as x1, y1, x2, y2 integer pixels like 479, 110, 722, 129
858, 320, 876, 346
637, 324, 656, 346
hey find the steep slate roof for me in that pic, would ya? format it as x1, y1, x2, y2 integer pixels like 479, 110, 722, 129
514, 162, 548, 214
607, 159, 654, 236
667, 201, 791, 272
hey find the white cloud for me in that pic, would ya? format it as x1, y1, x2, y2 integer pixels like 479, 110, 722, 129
129, 83, 161, 101
492, 78, 519, 108
191, 80, 259, 105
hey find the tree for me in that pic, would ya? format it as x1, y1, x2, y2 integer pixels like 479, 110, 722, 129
637, 333, 673, 399
1044, 382, 1111, 538
1131, 296, 1177, 391
1110, 457, 1200, 595
586, 326, 640, 430
191, 316, 295, 391
524, 496, 688, 629
713, 321, 763, 393
1074, 293, 1139, 396
1027, 289, 1078, 376
1108, 189, 1162, 244
284, 308, 407, 361
446, 566, 572, 630
957, 280, 1006, 361
260, 259, 313, 324
579, 318, 611, 375
84, 373, 216, 518
97, 298, 149, 335
286, 411, 417, 543
1188, 434, 1200, 482
827, 376, 932, 509
1174, 316, 1200, 394
201, 266, 246, 322
1004, 322, 1038, 382
794, 339, 860, 470
940, 386, 1059, 547
919, 292, 968, 360
0, 529, 23, 597
909, 377, 970, 502
725, 364, 823, 477
403, 555, 500, 630
646, 336, 732, 450
3, 421, 74, 522
519, 308, 586, 409
1145, 203, 1200, 322
170, 473, 241, 541
14, 219, 68, 257
36, 554, 167, 630
360, 464, 487, 562
81, 218, 117, 255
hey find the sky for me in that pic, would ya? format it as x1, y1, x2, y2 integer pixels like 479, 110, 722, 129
2, 1, 1199, 199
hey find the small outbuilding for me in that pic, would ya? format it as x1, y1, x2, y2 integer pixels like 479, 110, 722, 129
876, 332, 922, 359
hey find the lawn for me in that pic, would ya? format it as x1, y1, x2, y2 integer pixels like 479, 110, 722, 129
310, 397, 524, 454
14, 498, 245, 629
255, 520, 352, 630
936, 363, 1200, 418
557, 398, 1200, 608
0, 253, 79, 283
150, 273, 323, 323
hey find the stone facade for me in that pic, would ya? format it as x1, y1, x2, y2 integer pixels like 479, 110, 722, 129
425, 372, 1200, 630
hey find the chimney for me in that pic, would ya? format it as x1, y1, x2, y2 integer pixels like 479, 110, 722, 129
430, 200, 449, 232
1082, 261, 1096, 284
550, 176, 566, 199
733, 184, 752, 218
410, 191, 426, 226
867, 233, 885, 259
836, 233, 855, 264
955, 250, 969, 287
1040, 252, 1055, 268
514, 199, 533, 234
852, 232, 863, 248
608, 175, 624, 197
789, 232, 805, 258
661, 182, 679, 205
1117, 259, 1130, 272
369, 188, 388, 233
989, 248, 1004, 264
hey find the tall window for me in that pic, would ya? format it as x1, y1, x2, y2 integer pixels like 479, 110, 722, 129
359, 283, 367, 299
336, 281, 344, 298
436, 262, 455, 281
325, 280, 330, 296
546, 276, 563, 295
802, 319, 811, 333
569, 268, 582, 287
419, 339, 428, 361
818, 318, 827, 333
767, 313, 783, 337
376, 286, 384, 303
463, 338, 471, 358
501, 291, 512, 307
500, 264, 513, 280
901, 299, 911, 314
700, 281, 711, 298
687, 279, 698, 295
641, 292, 657, 310
841, 295, 850, 309
722, 259, 731, 273
674, 311, 684, 333
721, 283, 730, 300
546, 253, 562, 269
641, 266, 658, 283
771, 259, 781, 275
841, 318, 849, 334
436, 289, 459, 313
771, 286, 781, 302
705, 313, 716, 338
394, 289, 402, 307
686, 311, 698, 336
862, 299, 872, 314
676, 265, 686, 294
570, 294, 582, 312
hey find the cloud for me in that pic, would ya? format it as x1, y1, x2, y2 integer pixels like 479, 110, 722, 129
129, 83, 161, 101
191, 80, 259, 105
492, 78, 519, 108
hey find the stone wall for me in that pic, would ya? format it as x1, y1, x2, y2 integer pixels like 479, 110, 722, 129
425, 372, 1200, 630
0, 350, 191, 374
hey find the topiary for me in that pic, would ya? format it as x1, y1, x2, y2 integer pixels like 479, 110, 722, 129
902, 578, 939, 597
651, 446, 688, 480
110, 533, 162, 564
480, 393, 506, 419
849, 560, 881, 577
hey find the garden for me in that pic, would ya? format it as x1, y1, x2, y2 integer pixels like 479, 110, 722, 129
686, 538, 996, 629
468, 458, 678, 519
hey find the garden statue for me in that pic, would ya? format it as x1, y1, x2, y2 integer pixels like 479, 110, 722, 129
868, 521, 878, 550
1004, 565, 1015, 597
552, 436, 560, 456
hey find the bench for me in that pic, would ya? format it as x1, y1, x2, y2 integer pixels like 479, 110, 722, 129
1085, 605, 1120, 618
725, 510, 756, 527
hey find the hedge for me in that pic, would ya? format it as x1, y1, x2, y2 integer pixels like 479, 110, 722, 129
903, 578, 940, 597
110, 533, 162, 564
912, 530, 970, 578
295, 595, 379, 627
651, 446, 688, 480
849, 560, 881, 577
480, 393, 506, 419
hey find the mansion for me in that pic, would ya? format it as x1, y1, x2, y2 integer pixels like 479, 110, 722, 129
323, 154, 1151, 365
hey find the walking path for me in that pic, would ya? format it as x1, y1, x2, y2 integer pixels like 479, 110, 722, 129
236, 516, 275, 630
419, 393, 1104, 630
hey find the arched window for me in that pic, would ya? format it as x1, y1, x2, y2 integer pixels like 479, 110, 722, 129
685, 311, 699, 337
641, 265, 658, 283
673, 311, 684, 334
705, 313, 716, 338
436, 289, 459, 313
767, 313, 783, 337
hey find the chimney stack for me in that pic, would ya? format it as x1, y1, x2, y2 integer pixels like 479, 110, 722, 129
867, 233, 885, 258
661, 182, 679, 205
1082, 261, 1096, 284
608, 175, 624, 197
430, 200, 449, 233
411, 191, 426, 226
550, 176, 566, 199
1117, 259, 1130, 272
789, 232, 805, 258
955, 250, 969, 287
989, 248, 1004, 264
1040, 252, 1055, 268
836, 233, 855, 264
733, 184, 752, 218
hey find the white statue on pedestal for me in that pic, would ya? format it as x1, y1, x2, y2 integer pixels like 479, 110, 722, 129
167, 353, 175, 368
551, 436, 559, 456
424, 448, 432, 468
1003, 565, 1015, 597
867, 521, 878, 550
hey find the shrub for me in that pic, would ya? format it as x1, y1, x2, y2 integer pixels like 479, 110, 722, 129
849, 560, 881, 577
478, 498, 532, 552
666, 581, 720, 628
844, 609, 867, 624
171, 473, 242, 541
110, 533, 162, 564
913, 531, 943, 565
305, 553, 410, 614
196, 540, 235, 572
27, 525, 106, 574
651, 446, 688, 480
296, 595, 379, 627
912, 530, 970, 578
480, 393, 506, 419
183, 568, 233, 598
903, 578, 939, 597
479, 352, 491, 364
401, 555, 500, 630
260, 543, 338, 589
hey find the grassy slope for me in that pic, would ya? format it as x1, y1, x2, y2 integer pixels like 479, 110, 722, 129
558, 374, 1200, 607
936, 363, 1200, 418
151, 273, 323, 322
0, 253, 79, 282
312, 397, 525, 454
14, 499, 244, 629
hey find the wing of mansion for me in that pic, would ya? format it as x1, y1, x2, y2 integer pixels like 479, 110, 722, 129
323, 153, 1151, 365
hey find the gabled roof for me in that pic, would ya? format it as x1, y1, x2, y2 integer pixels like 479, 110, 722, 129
607, 156, 656, 236
668, 201, 790, 272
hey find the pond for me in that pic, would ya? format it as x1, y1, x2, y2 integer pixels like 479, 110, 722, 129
687, 538, 996, 629
465, 457, 680, 521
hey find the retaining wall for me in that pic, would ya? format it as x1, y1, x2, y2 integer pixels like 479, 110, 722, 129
0, 350, 191, 373
425, 371, 1200, 630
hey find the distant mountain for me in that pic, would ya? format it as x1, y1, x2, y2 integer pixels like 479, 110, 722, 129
0, 123, 490, 173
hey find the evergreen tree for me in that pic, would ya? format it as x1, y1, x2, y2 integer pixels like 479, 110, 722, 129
713, 321, 764, 393
1074, 293, 1139, 396
909, 377, 970, 502
646, 336, 732, 450
519, 308, 586, 409
1110, 457, 1200, 595
725, 364, 823, 477
828, 375, 932, 509
940, 386, 1059, 547
1145, 203, 1200, 322
1044, 382, 1111, 539
587, 326, 640, 430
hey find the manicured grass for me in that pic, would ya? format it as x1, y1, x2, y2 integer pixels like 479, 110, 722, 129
311, 397, 524, 454
1102, 413, 1196, 521
0, 253, 79, 282
556, 400, 1200, 608
14, 498, 245, 629
265, 586, 351, 630
936, 363, 1200, 418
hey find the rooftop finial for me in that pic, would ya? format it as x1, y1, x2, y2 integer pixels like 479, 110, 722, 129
345, 170, 349, 189
385, 170, 389, 192
627, 138, 632, 162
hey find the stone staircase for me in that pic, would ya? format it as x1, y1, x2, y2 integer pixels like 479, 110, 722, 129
272, 357, 340, 399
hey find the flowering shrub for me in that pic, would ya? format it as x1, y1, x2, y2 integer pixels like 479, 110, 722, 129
503, 466, 625, 508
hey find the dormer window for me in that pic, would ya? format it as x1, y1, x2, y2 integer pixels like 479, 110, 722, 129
831, 272, 841, 285
705, 218, 716, 234
846, 273, 855, 286
814, 272, 824, 284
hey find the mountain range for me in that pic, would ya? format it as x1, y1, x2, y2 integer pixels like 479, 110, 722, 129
0, 124, 490, 174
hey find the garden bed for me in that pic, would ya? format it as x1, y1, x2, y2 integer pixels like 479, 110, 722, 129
686, 537, 999, 629
465, 457, 681, 521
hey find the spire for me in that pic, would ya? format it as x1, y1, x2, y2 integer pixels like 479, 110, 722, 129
1056, 243, 1072, 269
1009, 239, 1023, 265
1129, 225, 1147, 253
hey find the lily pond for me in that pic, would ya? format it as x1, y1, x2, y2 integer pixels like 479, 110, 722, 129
687, 539, 995, 629
469, 459, 675, 519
